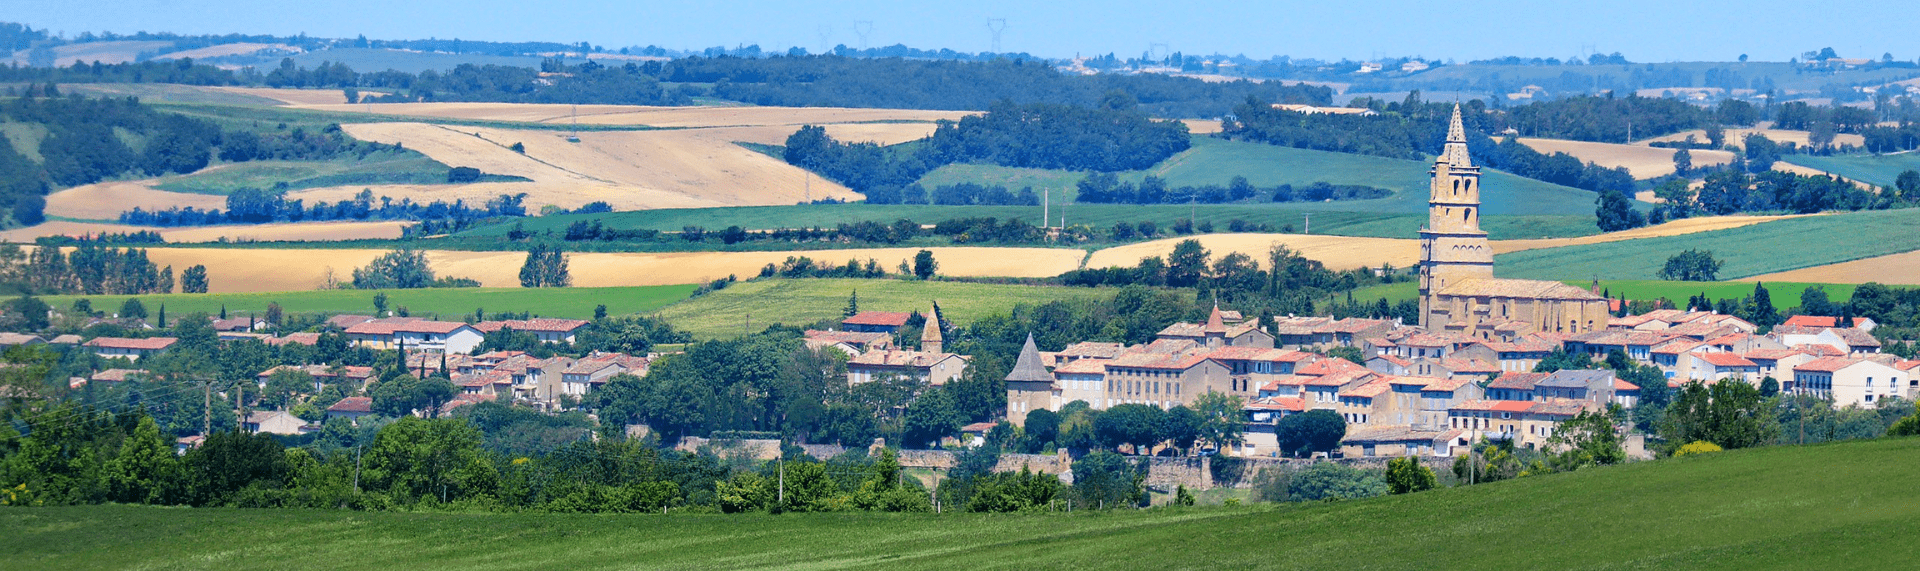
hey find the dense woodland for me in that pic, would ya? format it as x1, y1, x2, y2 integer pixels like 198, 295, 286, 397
783, 100, 1192, 202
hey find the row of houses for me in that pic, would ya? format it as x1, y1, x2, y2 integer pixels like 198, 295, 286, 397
990, 303, 1911, 459
39, 314, 597, 363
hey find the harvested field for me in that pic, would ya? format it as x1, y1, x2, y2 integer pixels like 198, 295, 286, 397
1182, 120, 1224, 134
207, 87, 349, 105
154, 43, 295, 60
44, 182, 226, 220
295, 102, 971, 127
1489, 214, 1811, 254
79, 246, 1086, 293
1084, 233, 1421, 271
1518, 138, 1734, 179
1642, 126, 1864, 148
1741, 250, 1920, 285
333, 122, 859, 210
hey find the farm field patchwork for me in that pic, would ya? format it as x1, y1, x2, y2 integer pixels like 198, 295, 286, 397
1782, 153, 1920, 188
152, 155, 476, 195
6, 437, 1919, 570
1517, 137, 1735, 179
1492, 208, 1920, 282
0, 221, 406, 243
1084, 233, 1421, 272
38, 284, 697, 322
649, 278, 1116, 339
294, 102, 972, 128
1642, 125, 1865, 148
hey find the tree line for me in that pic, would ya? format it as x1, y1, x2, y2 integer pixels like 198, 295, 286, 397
120, 189, 527, 228
1059, 239, 1399, 317
782, 99, 1192, 202
0, 240, 177, 295
1073, 173, 1390, 204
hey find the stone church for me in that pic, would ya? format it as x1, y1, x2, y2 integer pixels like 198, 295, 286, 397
1419, 105, 1610, 340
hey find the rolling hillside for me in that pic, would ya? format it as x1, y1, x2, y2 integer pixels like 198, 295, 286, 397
6, 436, 1918, 570
1783, 153, 1920, 187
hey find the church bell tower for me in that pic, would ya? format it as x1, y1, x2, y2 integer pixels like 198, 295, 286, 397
1418, 104, 1495, 327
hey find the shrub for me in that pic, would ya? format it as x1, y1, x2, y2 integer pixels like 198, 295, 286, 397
1673, 441, 1723, 457
1887, 413, 1920, 437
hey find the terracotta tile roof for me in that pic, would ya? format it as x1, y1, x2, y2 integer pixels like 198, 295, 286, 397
1895, 360, 1920, 372
1742, 348, 1802, 360
1341, 425, 1460, 444
1325, 318, 1392, 334
1420, 377, 1476, 391
267, 332, 320, 347
1797, 344, 1847, 357
1611, 315, 1656, 327
1339, 379, 1392, 398
1057, 342, 1127, 359
84, 337, 177, 351
1652, 340, 1707, 355
1781, 315, 1864, 328
1795, 357, 1860, 373
1530, 400, 1591, 416
1305, 369, 1375, 387
1437, 278, 1605, 300
327, 315, 377, 329
475, 318, 590, 334
90, 368, 146, 382
1260, 376, 1313, 391
1271, 316, 1334, 335
1488, 372, 1548, 390
1441, 358, 1500, 373
392, 321, 471, 335
209, 317, 256, 331
328, 396, 372, 413
804, 330, 894, 344
1479, 340, 1557, 353
1370, 354, 1412, 367
1246, 396, 1306, 412
1832, 328, 1881, 347
1054, 358, 1108, 375
48, 334, 82, 344
1365, 337, 1395, 348
343, 317, 426, 335
1613, 379, 1641, 391
1696, 352, 1757, 368
848, 349, 962, 368
1296, 358, 1366, 377
842, 311, 911, 327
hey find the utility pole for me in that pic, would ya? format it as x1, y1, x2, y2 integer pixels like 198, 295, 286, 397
1304, 212, 1311, 234
203, 381, 211, 436
353, 445, 362, 492
778, 457, 785, 505
1043, 188, 1049, 230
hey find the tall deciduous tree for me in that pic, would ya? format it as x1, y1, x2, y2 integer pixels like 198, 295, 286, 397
353, 249, 435, 289
180, 265, 210, 293
517, 243, 572, 288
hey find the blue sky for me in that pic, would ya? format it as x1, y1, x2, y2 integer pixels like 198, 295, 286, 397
7, 0, 1919, 63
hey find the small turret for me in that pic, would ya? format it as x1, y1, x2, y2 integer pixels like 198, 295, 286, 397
920, 304, 943, 353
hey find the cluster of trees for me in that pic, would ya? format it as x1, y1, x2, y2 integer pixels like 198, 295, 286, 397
121, 189, 527, 228
784, 100, 1191, 202
0, 240, 177, 295
1074, 173, 1388, 205
1059, 240, 1396, 317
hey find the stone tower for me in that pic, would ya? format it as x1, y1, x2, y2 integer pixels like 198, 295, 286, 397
920, 303, 943, 353
1418, 104, 1495, 328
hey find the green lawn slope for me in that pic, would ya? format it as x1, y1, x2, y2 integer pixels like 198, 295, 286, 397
1494, 208, 1920, 280
6, 437, 1919, 569
650, 278, 1111, 339
40, 285, 696, 322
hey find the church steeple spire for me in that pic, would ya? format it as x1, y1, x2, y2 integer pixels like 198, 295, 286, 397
1442, 104, 1473, 168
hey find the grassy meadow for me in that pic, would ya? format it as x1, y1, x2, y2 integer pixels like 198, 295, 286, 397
152, 154, 489, 195
649, 278, 1112, 339
39, 285, 697, 322
1783, 153, 1920, 187
1494, 209, 1920, 281
6, 436, 1919, 569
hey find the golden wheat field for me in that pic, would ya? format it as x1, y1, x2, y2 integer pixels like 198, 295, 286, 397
1741, 250, 1920, 285
73, 246, 1086, 293
330, 122, 860, 211
1518, 138, 1735, 179
1083, 234, 1423, 272
1642, 126, 1865, 148
0, 220, 406, 243
44, 182, 227, 220
296, 102, 971, 128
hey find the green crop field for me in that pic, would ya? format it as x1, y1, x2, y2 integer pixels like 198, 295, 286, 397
1495, 208, 1920, 281
650, 278, 1113, 339
151, 154, 499, 195
913, 137, 1604, 217
1346, 279, 1853, 312
38, 285, 696, 322
1785, 153, 1920, 187
7, 436, 1919, 570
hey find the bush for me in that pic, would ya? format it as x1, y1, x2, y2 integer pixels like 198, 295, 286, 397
1288, 462, 1386, 502
1673, 441, 1723, 457
1886, 413, 1920, 437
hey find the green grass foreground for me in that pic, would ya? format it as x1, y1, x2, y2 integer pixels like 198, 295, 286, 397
6, 437, 1920, 570
40, 285, 698, 321
651, 278, 1111, 339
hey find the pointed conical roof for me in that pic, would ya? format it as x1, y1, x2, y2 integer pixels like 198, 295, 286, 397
1205, 301, 1227, 334
1441, 103, 1475, 168
920, 304, 942, 343
1004, 333, 1053, 383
